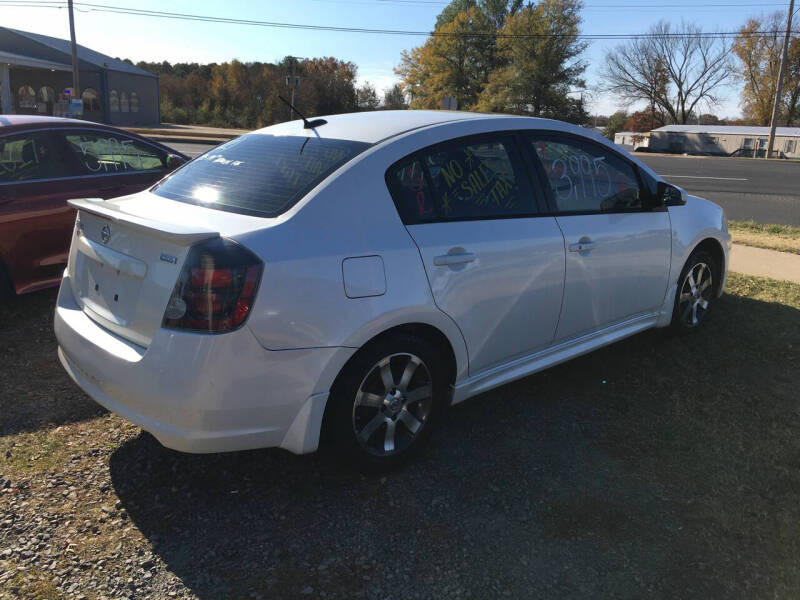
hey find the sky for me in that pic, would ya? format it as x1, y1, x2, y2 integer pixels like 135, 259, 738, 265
1, 0, 794, 118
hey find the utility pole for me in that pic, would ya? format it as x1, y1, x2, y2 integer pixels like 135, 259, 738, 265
67, 0, 80, 104
284, 56, 300, 120
767, 0, 794, 158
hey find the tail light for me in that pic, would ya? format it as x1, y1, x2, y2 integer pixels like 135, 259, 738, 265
163, 238, 263, 333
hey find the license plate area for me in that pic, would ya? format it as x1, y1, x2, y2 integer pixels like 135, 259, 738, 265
75, 246, 142, 327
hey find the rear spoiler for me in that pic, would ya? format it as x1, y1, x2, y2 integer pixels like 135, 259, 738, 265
69, 198, 219, 246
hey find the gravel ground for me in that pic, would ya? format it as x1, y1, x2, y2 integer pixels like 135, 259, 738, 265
1, 274, 800, 599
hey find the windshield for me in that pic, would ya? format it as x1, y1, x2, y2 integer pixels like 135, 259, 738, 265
153, 134, 371, 217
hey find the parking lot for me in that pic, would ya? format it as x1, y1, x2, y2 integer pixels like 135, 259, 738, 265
2, 272, 799, 599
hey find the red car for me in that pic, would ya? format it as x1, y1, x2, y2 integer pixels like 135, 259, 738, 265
0, 116, 187, 298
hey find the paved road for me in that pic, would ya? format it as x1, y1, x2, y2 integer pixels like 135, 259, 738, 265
637, 154, 800, 226
169, 141, 218, 158
166, 141, 800, 226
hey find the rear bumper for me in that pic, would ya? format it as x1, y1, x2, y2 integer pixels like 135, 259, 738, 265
54, 274, 353, 454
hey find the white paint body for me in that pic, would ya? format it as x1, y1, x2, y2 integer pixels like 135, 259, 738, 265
54, 111, 731, 454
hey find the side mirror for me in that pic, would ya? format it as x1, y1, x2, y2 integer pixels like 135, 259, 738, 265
657, 181, 686, 207
166, 153, 187, 170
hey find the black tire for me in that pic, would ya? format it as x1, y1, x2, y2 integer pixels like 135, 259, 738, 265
328, 334, 448, 469
671, 249, 718, 333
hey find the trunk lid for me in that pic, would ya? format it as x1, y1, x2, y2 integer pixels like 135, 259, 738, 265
66, 192, 267, 347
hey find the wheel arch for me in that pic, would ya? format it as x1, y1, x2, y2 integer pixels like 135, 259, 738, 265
318, 321, 461, 446
690, 236, 727, 297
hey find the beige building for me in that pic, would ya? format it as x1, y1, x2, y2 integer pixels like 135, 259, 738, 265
648, 125, 800, 158
614, 131, 650, 149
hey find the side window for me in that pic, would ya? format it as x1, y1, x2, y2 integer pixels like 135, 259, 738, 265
386, 137, 534, 224
530, 136, 642, 212
0, 132, 63, 183
59, 130, 167, 175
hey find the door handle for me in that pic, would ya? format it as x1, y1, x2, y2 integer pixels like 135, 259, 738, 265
568, 238, 596, 252
433, 252, 476, 266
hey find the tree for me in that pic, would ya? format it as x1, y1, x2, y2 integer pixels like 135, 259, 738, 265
356, 82, 380, 111
623, 107, 665, 132
475, 0, 587, 121
603, 110, 628, 140
303, 57, 358, 115
382, 84, 408, 109
435, 0, 523, 30
136, 56, 358, 128
786, 38, 800, 125
733, 13, 800, 125
396, 7, 495, 110
697, 113, 723, 125
435, 0, 476, 29
601, 21, 734, 124
399, 0, 587, 118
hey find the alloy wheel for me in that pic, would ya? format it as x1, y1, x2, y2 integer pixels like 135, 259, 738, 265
678, 261, 713, 327
352, 352, 433, 457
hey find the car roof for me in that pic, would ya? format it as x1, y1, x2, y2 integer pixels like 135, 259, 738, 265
251, 110, 548, 144
0, 115, 89, 128
0, 115, 188, 158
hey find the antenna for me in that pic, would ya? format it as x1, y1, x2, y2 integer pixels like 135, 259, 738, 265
278, 96, 327, 129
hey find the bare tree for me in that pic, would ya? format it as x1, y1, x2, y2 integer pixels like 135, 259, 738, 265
601, 21, 734, 124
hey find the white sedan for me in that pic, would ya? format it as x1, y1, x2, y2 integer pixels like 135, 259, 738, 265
54, 110, 730, 466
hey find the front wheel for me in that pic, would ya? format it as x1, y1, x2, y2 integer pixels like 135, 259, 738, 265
328, 334, 447, 468
672, 249, 717, 332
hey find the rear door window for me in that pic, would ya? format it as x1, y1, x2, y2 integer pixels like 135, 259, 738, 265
58, 129, 167, 175
153, 134, 371, 218
386, 136, 536, 224
0, 131, 65, 183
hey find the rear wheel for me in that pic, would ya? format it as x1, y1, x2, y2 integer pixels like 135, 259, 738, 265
329, 334, 447, 468
672, 249, 717, 332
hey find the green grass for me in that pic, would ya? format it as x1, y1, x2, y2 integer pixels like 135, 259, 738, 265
729, 220, 800, 255
729, 220, 800, 238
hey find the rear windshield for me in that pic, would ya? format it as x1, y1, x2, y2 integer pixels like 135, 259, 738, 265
152, 134, 371, 217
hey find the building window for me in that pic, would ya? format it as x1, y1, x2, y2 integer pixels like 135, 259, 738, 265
120, 92, 129, 113
786, 140, 796, 154
130, 91, 139, 113
742, 138, 753, 149
81, 88, 101, 112
110, 89, 119, 112
17, 85, 35, 109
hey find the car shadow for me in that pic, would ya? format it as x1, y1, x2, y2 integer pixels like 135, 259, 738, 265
109, 292, 800, 599
0, 288, 107, 436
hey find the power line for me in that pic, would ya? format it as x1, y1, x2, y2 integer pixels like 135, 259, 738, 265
1, 0, 798, 39
311, 0, 791, 6
5, 0, 792, 8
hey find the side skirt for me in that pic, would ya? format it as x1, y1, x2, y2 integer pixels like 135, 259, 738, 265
452, 313, 659, 404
